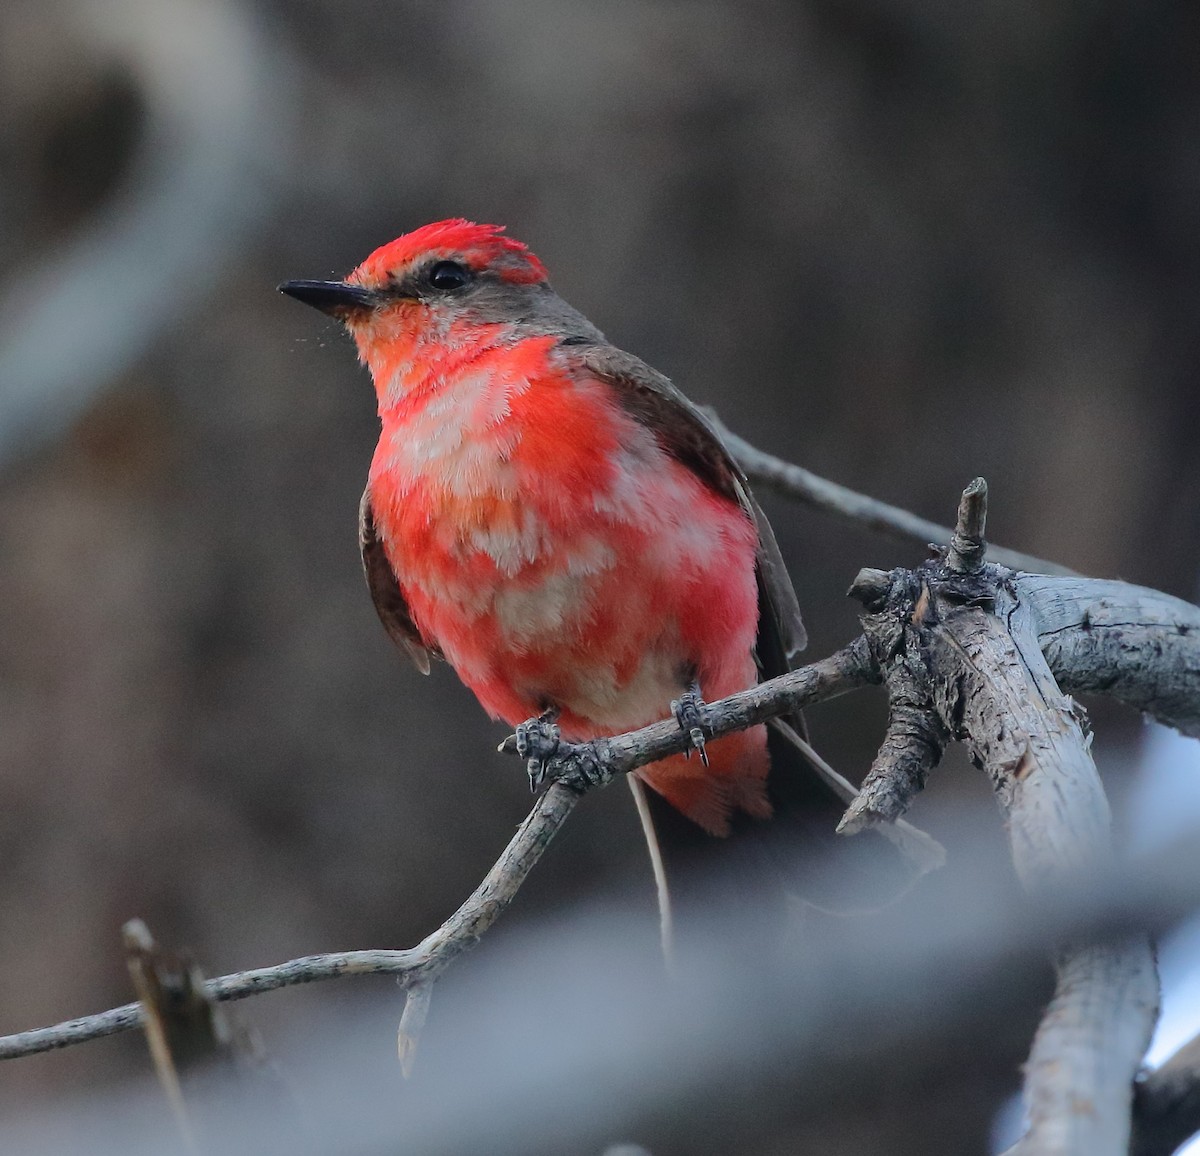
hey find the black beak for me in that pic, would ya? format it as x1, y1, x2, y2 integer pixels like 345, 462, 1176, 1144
278, 279, 378, 317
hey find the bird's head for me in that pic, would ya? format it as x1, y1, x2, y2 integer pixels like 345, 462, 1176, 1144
279, 219, 549, 348
280, 220, 602, 401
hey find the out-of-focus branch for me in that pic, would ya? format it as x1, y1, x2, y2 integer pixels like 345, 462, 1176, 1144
714, 419, 1079, 576
0, 0, 289, 470
124, 918, 217, 1151
4, 832, 1200, 1156
1132, 1033, 1200, 1156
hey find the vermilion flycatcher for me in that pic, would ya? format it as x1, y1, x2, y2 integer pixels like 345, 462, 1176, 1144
281, 220, 924, 901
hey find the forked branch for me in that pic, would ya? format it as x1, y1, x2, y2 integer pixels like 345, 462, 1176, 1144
839, 481, 1163, 1156
0, 644, 877, 1062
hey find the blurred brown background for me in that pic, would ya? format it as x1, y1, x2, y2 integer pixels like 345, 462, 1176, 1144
1, 0, 1198, 1150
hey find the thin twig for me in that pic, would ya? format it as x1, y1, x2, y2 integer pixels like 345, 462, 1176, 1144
0, 783, 577, 1061
627, 776, 675, 972
715, 421, 1078, 576
497, 638, 878, 777
0, 645, 877, 1063
397, 982, 433, 1078
946, 476, 988, 573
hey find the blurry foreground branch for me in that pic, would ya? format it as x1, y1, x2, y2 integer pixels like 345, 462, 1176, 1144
4, 833, 1200, 1156
1133, 1032, 1200, 1156
0, 0, 290, 470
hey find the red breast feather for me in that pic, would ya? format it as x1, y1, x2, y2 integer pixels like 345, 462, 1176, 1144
367, 325, 767, 835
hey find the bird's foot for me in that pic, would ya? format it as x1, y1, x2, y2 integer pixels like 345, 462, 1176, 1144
514, 708, 561, 790
510, 709, 614, 793
671, 682, 711, 766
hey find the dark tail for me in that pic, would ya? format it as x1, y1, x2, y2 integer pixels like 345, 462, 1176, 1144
637, 719, 944, 941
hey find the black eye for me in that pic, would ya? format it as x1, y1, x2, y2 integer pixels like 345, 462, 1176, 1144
427, 260, 472, 292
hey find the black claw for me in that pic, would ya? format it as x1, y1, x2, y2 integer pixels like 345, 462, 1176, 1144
527, 762, 545, 792
672, 683, 711, 765
515, 710, 562, 792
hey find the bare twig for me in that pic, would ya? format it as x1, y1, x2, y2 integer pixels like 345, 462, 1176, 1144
1132, 1033, 1200, 1156
0, 645, 877, 1063
397, 981, 433, 1078
0, 782, 578, 1061
627, 776, 675, 972
946, 476, 988, 573
715, 421, 1079, 576
495, 638, 880, 779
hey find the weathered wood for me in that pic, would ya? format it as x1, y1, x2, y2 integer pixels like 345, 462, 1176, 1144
1020, 575, 1200, 738
922, 560, 1160, 1156
1, 459, 1195, 1152
841, 569, 947, 832
841, 485, 1166, 1156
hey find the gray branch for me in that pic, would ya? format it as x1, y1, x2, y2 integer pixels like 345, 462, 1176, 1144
0, 782, 581, 1061
498, 637, 879, 780
0, 644, 878, 1063
714, 420, 1079, 576
839, 569, 947, 833
947, 525, 1160, 1156
1020, 575, 1200, 737
839, 483, 1166, 1156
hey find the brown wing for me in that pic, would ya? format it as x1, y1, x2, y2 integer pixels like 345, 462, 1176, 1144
359, 487, 436, 675
570, 342, 807, 673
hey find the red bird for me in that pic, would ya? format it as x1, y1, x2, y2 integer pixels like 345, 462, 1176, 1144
281, 220, 928, 903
